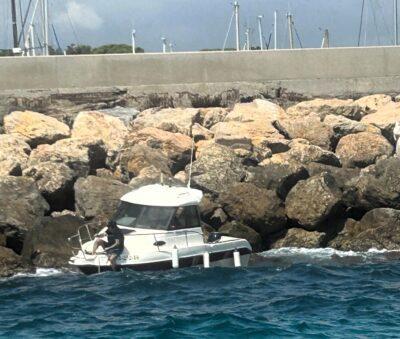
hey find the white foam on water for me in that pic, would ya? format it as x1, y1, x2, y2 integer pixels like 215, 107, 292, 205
13, 268, 65, 278
260, 247, 395, 258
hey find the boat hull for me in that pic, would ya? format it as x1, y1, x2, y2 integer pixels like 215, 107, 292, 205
72, 249, 251, 275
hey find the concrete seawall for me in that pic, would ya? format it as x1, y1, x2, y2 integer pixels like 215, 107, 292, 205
1, 46, 400, 97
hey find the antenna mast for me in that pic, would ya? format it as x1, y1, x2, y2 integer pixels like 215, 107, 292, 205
234, 1, 240, 51
395, 0, 399, 45
287, 13, 294, 49
11, 0, 19, 48
257, 15, 264, 50
43, 0, 49, 55
274, 11, 278, 50
131, 29, 136, 53
187, 138, 195, 188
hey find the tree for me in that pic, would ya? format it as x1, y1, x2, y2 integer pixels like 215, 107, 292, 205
66, 44, 92, 55
0, 49, 13, 57
92, 44, 144, 54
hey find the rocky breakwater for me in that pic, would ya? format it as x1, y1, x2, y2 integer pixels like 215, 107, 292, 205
1, 94, 400, 276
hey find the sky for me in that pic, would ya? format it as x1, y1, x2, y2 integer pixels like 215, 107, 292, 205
0, 0, 397, 52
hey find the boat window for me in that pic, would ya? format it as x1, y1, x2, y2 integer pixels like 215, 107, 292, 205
112, 202, 175, 230
169, 205, 201, 230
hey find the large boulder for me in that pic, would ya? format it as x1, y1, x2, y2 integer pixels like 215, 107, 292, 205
361, 102, 400, 143
285, 173, 343, 230
323, 114, 380, 142
200, 107, 228, 129
74, 176, 131, 219
0, 176, 49, 232
286, 98, 363, 120
275, 114, 334, 150
211, 99, 285, 147
134, 107, 200, 135
348, 157, 400, 210
188, 143, 246, 196
4, 110, 70, 147
0, 134, 31, 176
354, 94, 393, 114
329, 209, 400, 251
246, 161, 309, 199
71, 111, 128, 153
21, 215, 86, 267
0, 247, 23, 277
123, 127, 192, 174
23, 162, 75, 211
271, 228, 326, 249
219, 183, 287, 236
119, 144, 172, 179
335, 132, 393, 168
219, 221, 262, 252
28, 138, 107, 177
260, 140, 341, 167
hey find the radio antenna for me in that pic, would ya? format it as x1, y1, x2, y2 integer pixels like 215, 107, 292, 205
187, 137, 195, 188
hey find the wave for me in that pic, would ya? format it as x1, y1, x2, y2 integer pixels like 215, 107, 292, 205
12, 268, 67, 278
253, 247, 400, 267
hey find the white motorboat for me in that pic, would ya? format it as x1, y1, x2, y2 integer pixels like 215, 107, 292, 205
68, 184, 252, 274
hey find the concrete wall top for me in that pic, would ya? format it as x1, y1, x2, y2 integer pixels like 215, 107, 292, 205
0, 46, 399, 91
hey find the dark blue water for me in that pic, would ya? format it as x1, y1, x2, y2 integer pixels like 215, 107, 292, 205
1, 249, 400, 338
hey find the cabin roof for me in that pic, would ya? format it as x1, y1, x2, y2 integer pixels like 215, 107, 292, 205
120, 184, 203, 207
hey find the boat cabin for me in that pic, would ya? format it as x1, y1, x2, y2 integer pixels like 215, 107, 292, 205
112, 184, 203, 232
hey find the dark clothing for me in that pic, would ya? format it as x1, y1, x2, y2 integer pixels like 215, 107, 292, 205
105, 226, 124, 255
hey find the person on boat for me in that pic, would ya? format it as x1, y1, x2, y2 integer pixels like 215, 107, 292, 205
92, 220, 124, 270
170, 207, 185, 230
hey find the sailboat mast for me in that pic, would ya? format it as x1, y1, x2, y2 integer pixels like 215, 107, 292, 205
395, 0, 399, 45
11, 0, 19, 48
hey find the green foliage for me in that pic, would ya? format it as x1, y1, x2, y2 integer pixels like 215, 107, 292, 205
0, 49, 13, 57
65, 44, 92, 55
65, 44, 144, 55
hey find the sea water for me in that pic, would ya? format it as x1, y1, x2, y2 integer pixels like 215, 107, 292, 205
1, 248, 400, 338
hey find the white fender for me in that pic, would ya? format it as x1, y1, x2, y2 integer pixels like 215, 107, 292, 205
233, 250, 241, 268
203, 251, 210, 268
172, 246, 179, 269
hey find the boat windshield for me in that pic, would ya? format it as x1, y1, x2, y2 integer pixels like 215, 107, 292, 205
112, 201, 175, 230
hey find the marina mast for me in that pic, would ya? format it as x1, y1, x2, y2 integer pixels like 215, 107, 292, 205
257, 15, 264, 50
11, 0, 19, 48
234, 1, 240, 51
274, 11, 278, 50
287, 13, 294, 49
395, 0, 398, 45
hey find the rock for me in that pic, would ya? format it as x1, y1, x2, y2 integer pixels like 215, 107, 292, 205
74, 176, 132, 220
305, 163, 360, 190
208, 208, 228, 229
174, 171, 188, 184
0, 176, 49, 233
286, 98, 363, 120
189, 143, 246, 196
258, 138, 291, 154
71, 111, 128, 153
119, 144, 172, 179
246, 161, 309, 199
201, 107, 228, 129
261, 140, 341, 167
129, 175, 185, 190
396, 94, 400, 102
97, 106, 139, 125
21, 215, 86, 267
361, 102, 400, 143
28, 138, 107, 177
285, 173, 343, 230
124, 127, 192, 174
0, 246, 22, 277
354, 94, 393, 114
275, 114, 334, 150
219, 221, 262, 252
323, 114, 380, 142
4, 110, 70, 147
51, 210, 77, 218
329, 209, 400, 251
271, 228, 326, 249
335, 132, 393, 168
134, 107, 200, 135
219, 183, 287, 236
0, 234, 5, 247
192, 123, 213, 142
211, 99, 285, 147
199, 195, 219, 225
0, 134, 31, 176
23, 162, 75, 211
349, 157, 400, 210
